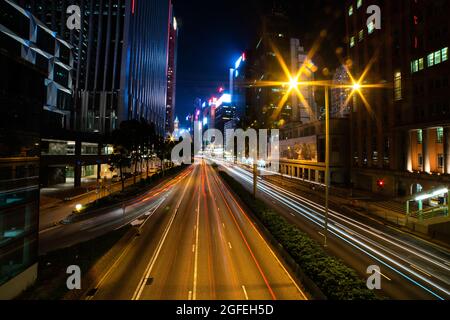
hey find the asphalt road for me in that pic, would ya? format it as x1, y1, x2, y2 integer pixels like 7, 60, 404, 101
216, 160, 450, 300
89, 161, 307, 300
39, 170, 192, 255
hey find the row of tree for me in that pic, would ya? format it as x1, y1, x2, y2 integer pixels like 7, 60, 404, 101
108, 119, 176, 191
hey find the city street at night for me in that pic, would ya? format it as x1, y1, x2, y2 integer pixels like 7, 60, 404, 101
88, 161, 306, 301
1, 0, 450, 315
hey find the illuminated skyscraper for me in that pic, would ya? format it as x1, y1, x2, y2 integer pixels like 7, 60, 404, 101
166, 10, 178, 136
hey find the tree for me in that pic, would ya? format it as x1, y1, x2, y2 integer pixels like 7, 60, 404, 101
140, 119, 157, 179
154, 136, 176, 177
108, 147, 130, 192
110, 122, 137, 191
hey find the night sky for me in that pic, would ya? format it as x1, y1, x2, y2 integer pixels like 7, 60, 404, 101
173, 0, 345, 126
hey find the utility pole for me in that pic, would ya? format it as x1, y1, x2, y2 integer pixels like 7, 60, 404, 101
253, 163, 258, 198
324, 86, 330, 247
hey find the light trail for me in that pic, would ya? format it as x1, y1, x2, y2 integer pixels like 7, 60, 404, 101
214, 160, 450, 300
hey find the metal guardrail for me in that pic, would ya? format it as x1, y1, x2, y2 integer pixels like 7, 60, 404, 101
409, 206, 449, 221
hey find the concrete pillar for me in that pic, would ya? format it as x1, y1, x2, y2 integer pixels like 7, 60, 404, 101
423, 128, 430, 173
444, 127, 450, 174
74, 140, 82, 187
97, 143, 102, 180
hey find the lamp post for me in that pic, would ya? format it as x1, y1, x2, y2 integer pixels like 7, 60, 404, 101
253, 163, 258, 199
324, 86, 330, 247
280, 71, 366, 247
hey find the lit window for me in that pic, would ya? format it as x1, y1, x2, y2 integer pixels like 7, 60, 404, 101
359, 30, 364, 41
411, 60, 419, 73
394, 72, 402, 101
349, 5, 354, 16
435, 50, 441, 64
350, 36, 355, 48
427, 53, 434, 67
368, 21, 375, 34
418, 58, 424, 70
417, 130, 423, 144
357, 0, 363, 9
442, 47, 448, 61
437, 127, 444, 143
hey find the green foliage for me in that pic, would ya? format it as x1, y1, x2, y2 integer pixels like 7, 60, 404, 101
219, 171, 378, 300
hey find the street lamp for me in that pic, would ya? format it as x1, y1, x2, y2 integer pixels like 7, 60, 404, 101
324, 86, 330, 247
352, 82, 361, 91
251, 41, 383, 247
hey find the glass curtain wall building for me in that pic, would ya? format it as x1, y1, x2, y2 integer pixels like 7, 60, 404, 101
0, 0, 63, 298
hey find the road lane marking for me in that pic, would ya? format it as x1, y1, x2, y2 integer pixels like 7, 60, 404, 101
228, 242, 232, 250
213, 172, 308, 300
192, 245, 195, 253
132, 167, 194, 300
242, 285, 249, 300
193, 187, 201, 300
212, 177, 277, 300
188, 291, 192, 300
372, 268, 392, 281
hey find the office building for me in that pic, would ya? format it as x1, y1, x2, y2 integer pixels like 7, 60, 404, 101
346, 0, 450, 196
245, 7, 318, 129
279, 119, 350, 185
166, 10, 178, 136
0, 0, 53, 298
15, 0, 173, 188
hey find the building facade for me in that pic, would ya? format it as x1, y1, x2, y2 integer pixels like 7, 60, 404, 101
0, 0, 54, 298
245, 8, 318, 130
12, 0, 173, 188
279, 119, 350, 185
165, 10, 178, 136
346, 0, 450, 197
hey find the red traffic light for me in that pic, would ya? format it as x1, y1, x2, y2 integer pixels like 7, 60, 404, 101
377, 179, 385, 188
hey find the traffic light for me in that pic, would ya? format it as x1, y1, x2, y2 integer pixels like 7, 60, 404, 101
376, 179, 385, 189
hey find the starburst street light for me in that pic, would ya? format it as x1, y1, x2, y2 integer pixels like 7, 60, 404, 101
245, 37, 390, 246
352, 82, 361, 91
289, 77, 300, 90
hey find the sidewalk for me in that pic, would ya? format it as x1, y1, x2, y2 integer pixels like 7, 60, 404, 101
39, 173, 153, 231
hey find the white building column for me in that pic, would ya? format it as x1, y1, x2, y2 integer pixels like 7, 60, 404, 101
423, 128, 431, 173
